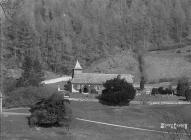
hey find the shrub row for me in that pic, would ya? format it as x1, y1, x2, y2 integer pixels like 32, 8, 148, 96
151, 77, 191, 102
151, 86, 174, 95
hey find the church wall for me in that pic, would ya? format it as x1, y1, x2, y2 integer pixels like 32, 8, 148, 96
71, 83, 103, 94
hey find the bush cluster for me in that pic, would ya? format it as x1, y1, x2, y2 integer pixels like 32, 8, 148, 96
28, 93, 72, 127
151, 88, 159, 95
99, 77, 136, 105
176, 78, 189, 96
151, 86, 174, 95
4, 86, 56, 108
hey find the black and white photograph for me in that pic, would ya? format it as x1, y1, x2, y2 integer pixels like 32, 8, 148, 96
0, 0, 191, 139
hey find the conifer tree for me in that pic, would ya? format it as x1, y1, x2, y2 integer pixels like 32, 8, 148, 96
17, 56, 33, 87
31, 59, 44, 86
17, 56, 44, 87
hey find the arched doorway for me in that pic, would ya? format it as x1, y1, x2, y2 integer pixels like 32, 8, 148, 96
83, 85, 89, 93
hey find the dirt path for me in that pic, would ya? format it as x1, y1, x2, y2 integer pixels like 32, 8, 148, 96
76, 117, 191, 136
1, 112, 30, 116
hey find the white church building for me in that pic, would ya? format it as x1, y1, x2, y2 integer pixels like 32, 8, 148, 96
71, 60, 134, 93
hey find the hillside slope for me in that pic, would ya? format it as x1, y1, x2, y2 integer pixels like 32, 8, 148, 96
2, 0, 191, 75
87, 46, 191, 82
86, 51, 139, 78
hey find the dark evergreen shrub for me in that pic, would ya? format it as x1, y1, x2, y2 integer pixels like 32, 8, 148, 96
151, 88, 159, 95
28, 93, 72, 127
164, 88, 173, 95
158, 87, 164, 94
177, 78, 189, 96
157, 86, 173, 95
64, 81, 72, 92
140, 77, 145, 90
99, 77, 136, 105
79, 88, 82, 93
185, 89, 191, 101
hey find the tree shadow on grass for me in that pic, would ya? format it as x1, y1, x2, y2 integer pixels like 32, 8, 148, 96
26, 115, 72, 130
96, 96, 130, 106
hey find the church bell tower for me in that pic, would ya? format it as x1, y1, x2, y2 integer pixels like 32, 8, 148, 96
72, 60, 83, 78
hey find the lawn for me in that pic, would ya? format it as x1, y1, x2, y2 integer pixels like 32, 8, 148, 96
1, 102, 191, 140
0, 114, 72, 140
134, 94, 186, 102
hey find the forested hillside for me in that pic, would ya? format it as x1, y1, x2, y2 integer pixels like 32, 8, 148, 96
1, 0, 191, 77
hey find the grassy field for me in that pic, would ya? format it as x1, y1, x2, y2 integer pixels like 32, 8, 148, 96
144, 53, 191, 82
134, 94, 186, 102
1, 101, 191, 140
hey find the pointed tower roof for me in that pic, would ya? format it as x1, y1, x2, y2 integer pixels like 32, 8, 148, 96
74, 60, 82, 69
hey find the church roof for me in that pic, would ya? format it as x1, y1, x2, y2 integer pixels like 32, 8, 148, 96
41, 76, 72, 84
74, 60, 82, 69
71, 73, 134, 84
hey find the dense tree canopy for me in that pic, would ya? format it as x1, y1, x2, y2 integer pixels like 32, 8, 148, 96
16, 56, 44, 87
1, 0, 191, 75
